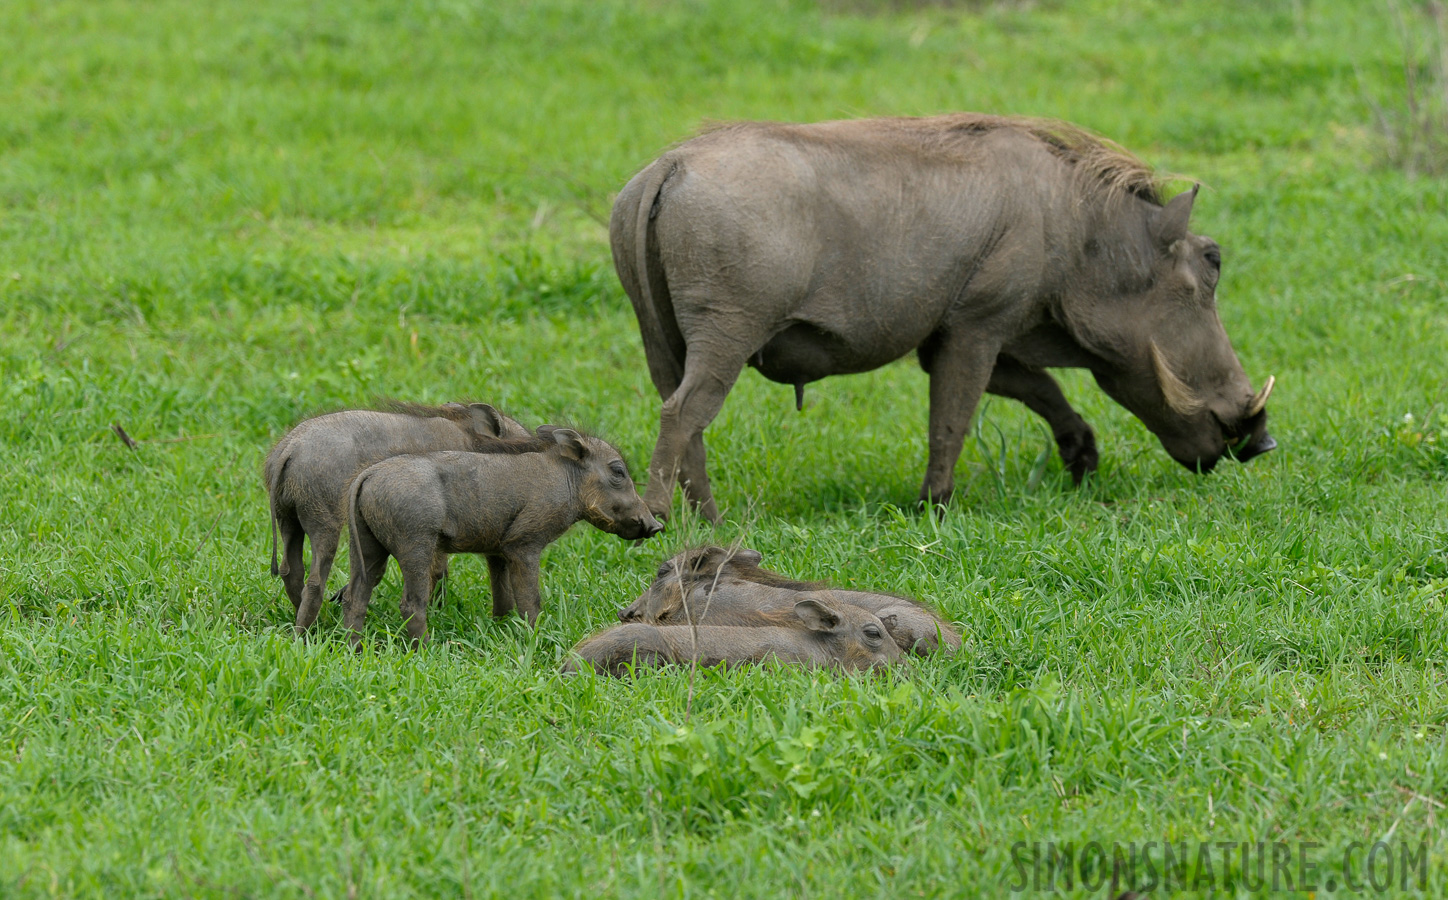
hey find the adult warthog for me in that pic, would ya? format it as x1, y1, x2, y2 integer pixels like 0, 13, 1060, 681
610, 114, 1276, 521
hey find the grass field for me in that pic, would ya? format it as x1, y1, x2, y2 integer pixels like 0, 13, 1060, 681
2, 0, 1447, 896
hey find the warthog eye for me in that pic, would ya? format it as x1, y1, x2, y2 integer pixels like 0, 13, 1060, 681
656, 562, 672, 577
1204, 247, 1221, 270
609, 461, 628, 484
863, 624, 882, 640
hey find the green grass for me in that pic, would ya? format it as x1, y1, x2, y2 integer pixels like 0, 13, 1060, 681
2, 0, 1447, 896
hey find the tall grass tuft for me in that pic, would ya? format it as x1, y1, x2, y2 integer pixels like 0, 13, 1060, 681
1366, 0, 1448, 176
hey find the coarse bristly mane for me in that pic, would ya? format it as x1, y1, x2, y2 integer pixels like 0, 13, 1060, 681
377, 400, 555, 454
698, 113, 1175, 206
935, 113, 1170, 205
378, 399, 471, 420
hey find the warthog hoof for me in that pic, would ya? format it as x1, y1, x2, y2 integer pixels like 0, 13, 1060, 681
1057, 427, 1099, 484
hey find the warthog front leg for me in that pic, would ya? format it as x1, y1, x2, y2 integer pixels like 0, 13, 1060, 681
501, 549, 545, 625
986, 356, 1098, 483
920, 332, 1002, 507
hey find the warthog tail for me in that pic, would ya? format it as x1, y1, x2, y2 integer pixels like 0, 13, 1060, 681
344, 464, 375, 595
629, 157, 685, 391
264, 449, 291, 578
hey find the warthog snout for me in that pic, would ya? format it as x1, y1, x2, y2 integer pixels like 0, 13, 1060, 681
1232, 431, 1277, 463
618, 514, 664, 541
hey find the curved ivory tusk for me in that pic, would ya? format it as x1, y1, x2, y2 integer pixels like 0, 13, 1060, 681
1247, 375, 1276, 417
1150, 342, 1204, 416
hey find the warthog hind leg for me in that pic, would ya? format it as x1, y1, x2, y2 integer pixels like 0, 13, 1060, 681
644, 345, 749, 523
986, 356, 1098, 483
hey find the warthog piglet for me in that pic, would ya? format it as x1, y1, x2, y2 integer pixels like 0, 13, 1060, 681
267, 402, 531, 631
563, 596, 902, 675
341, 426, 662, 649
618, 545, 960, 656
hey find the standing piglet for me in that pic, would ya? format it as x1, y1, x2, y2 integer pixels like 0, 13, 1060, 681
266, 402, 532, 630
341, 426, 662, 648
563, 596, 902, 675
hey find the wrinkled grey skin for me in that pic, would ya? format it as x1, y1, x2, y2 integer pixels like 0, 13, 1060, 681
265, 403, 533, 629
610, 115, 1276, 521
563, 596, 902, 675
618, 546, 960, 656
337, 427, 663, 649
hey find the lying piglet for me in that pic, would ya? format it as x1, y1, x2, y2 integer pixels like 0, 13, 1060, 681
563, 597, 902, 675
267, 402, 532, 630
618, 546, 961, 656
341, 426, 662, 649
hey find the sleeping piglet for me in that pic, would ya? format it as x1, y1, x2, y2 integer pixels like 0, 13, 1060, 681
562, 596, 902, 675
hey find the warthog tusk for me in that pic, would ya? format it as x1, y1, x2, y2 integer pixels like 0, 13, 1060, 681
1150, 342, 1204, 416
1247, 375, 1275, 417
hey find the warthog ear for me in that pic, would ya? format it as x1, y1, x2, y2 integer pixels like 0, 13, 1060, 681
727, 547, 763, 567
1151, 183, 1198, 250
793, 598, 842, 633
466, 403, 505, 436
547, 427, 587, 461
878, 612, 900, 634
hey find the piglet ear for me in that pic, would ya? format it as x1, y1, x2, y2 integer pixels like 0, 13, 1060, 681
878, 612, 899, 634
729, 548, 763, 567
793, 598, 841, 633
466, 403, 505, 436
548, 427, 587, 461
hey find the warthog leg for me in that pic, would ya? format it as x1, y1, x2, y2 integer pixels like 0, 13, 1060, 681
275, 512, 307, 613
395, 547, 437, 650
486, 554, 514, 617
986, 356, 1098, 482
644, 346, 748, 523
921, 332, 1002, 507
501, 549, 545, 625
294, 526, 340, 632
340, 518, 391, 648
679, 433, 720, 524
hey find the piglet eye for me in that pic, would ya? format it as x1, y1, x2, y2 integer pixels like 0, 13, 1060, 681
1204, 247, 1221, 270
863, 625, 881, 639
